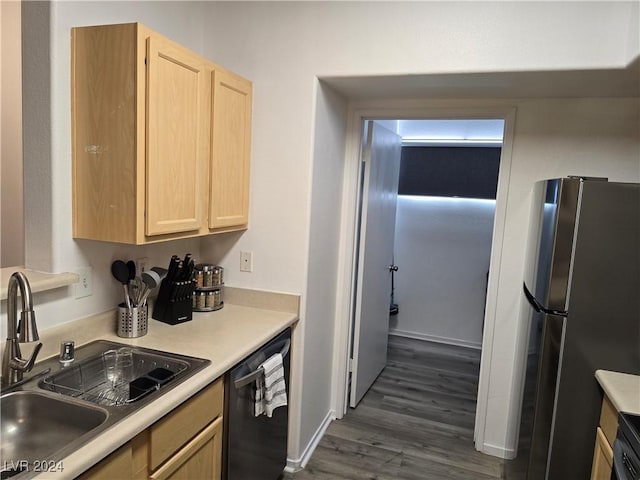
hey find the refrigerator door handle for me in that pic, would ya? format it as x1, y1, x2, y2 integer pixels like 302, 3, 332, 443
523, 283, 568, 317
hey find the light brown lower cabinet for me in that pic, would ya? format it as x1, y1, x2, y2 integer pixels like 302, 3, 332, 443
590, 394, 617, 480
77, 378, 223, 480
591, 427, 614, 480
77, 443, 133, 480
149, 416, 222, 480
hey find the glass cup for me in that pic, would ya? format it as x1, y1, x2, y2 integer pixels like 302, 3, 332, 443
105, 347, 134, 386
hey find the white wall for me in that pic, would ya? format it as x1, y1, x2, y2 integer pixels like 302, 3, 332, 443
12, 0, 640, 467
1, 0, 24, 267
391, 196, 496, 349
8, 1, 209, 339
295, 81, 348, 465
627, 1, 640, 60
483, 97, 640, 456
201, 1, 639, 463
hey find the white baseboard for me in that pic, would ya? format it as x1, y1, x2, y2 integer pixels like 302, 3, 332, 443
480, 442, 516, 460
285, 409, 335, 472
389, 328, 483, 350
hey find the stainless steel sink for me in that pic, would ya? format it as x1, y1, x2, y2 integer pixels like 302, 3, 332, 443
1, 391, 107, 477
1, 340, 210, 479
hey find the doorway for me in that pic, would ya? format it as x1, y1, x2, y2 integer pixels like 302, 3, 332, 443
349, 117, 503, 408
333, 107, 517, 457
389, 119, 503, 350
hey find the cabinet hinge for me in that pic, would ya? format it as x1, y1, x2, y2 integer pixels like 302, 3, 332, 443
348, 358, 354, 373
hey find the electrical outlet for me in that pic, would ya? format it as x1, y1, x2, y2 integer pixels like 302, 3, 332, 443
240, 251, 253, 272
136, 257, 149, 276
75, 266, 93, 299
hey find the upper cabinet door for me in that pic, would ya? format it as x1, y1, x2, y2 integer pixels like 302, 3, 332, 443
73, 23, 251, 244
72, 23, 139, 244
145, 35, 207, 236
209, 69, 252, 230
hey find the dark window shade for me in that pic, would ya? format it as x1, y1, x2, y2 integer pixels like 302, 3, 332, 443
398, 146, 501, 199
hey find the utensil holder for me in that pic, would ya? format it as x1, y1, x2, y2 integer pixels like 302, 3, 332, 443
117, 304, 148, 338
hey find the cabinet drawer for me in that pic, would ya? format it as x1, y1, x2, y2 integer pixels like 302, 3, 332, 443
149, 379, 223, 470
150, 416, 222, 480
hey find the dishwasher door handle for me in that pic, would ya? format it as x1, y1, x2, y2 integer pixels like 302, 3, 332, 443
234, 339, 291, 389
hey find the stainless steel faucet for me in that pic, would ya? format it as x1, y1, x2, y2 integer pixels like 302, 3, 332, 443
2, 272, 42, 386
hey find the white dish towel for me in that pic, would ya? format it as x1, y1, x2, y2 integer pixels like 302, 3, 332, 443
254, 353, 287, 418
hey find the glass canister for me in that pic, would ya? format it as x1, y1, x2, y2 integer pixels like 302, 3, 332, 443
194, 264, 223, 287
195, 264, 214, 287
193, 263, 224, 312
193, 291, 207, 310
205, 288, 223, 310
211, 266, 224, 286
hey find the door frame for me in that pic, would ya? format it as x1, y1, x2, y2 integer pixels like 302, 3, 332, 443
331, 102, 517, 454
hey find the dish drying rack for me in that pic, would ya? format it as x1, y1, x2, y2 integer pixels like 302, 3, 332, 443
40, 349, 189, 407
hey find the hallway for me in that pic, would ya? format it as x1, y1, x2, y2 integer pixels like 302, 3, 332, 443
286, 336, 505, 479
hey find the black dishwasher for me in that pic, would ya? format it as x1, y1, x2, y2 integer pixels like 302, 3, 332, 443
223, 328, 291, 480
612, 412, 640, 480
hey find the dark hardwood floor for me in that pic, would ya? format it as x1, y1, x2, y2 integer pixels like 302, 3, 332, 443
285, 335, 506, 479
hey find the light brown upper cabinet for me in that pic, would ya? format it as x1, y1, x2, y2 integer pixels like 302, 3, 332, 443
145, 34, 207, 237
72, 23, 251, 244
209, 69, 252, 230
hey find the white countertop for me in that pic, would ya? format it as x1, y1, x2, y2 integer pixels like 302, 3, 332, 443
28, 299, 298, 479
595, 370, 640, 415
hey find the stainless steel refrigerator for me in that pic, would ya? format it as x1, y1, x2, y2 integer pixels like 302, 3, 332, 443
514, 177, 640, 480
